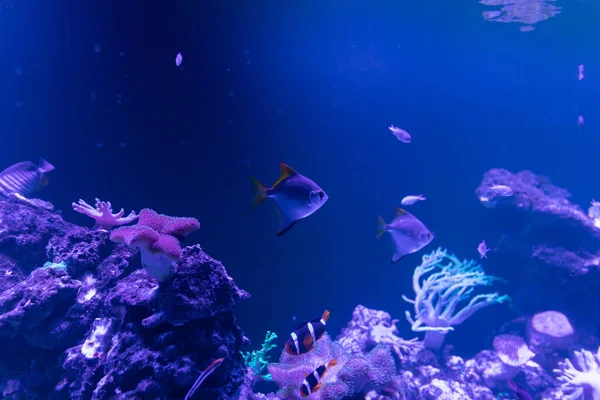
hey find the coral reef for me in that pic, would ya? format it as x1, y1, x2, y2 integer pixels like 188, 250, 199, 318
0, 200, 250, 400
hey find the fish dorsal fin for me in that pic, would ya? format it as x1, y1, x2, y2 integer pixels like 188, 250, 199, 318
321, 310, 330, 323
396, 207, 408, 217
273, 162, 297, 187
0, 161, 36, 176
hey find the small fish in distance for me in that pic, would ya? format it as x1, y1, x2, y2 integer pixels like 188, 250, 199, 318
478, 240, 490, 259
490, 184, 513, 197
251, 162, 328, 236
377, 207, 434, 263
0, 158, 54, 198
285, 310, 330, 356
300, 359, 338, 397
388, 125, 411, 143
401, 194, 426, 206
175, 52, 183, 67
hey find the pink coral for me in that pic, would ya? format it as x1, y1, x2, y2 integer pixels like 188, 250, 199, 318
110, 208, 200, 282
72, 198, 138, 230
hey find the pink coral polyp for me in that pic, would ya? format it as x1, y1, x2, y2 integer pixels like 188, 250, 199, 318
110, 209, 200, 282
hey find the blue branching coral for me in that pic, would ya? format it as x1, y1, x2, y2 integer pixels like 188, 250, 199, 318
242, 330, 278, 384
402, 247, 510, 350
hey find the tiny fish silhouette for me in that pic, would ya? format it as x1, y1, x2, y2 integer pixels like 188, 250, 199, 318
175, 52, 183, 67
401, 194, 426, 206
388, 125, 411, 143
478, 240, 490, 259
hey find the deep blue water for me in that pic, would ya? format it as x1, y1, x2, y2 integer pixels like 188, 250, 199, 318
1, 0, 600, 357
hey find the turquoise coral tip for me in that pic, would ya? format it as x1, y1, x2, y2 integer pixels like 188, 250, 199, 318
242, 330, 278, 384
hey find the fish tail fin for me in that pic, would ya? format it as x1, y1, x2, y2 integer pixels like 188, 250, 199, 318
376, 215, 387, 238
38, 158, 54, 173
250, 176, 268, 208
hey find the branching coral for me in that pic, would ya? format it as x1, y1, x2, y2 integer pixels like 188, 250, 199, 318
72, 198, 138, 230
242, 331, 277, 385
554, 347, 600, 400
402, 248, 510, 350
110, 208, 200, 282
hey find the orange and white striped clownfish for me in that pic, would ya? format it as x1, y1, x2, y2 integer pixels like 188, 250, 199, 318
285, 310, 330, 356
300, 359, 338, 397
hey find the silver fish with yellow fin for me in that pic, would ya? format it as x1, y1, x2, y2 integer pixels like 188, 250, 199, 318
377, 207, 434, 263
0, 158, 54, 198
251, 162, 328, 236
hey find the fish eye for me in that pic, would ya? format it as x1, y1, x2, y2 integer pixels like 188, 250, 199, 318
318, 191, 324, 200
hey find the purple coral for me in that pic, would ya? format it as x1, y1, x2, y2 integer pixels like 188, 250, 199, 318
72, 198, 138, 230
268, 334, 396, 399
110, 208, 200, 282
527, 310, 575, 351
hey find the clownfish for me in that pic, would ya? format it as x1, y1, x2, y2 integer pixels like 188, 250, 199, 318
285, 310, 330, 356
300, 359, 338, 397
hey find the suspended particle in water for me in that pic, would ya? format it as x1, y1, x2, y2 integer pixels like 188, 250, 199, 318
578, 115, 584, 126
116, 93, 122, 105
15, 101, 22, 108
578, 64, 584, 81
90, 91, 96, 102
519, 25, 535, 32
118, 51, 125, 56
228, 91, 234, 97
13, 65, 22, 75
94, 43, 101, 53
228, 119, 233, 126
175, 52, 183, 67
96, 142, 104, 148
119, 142, 127, 148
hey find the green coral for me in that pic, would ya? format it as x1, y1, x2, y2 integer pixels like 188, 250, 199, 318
242, 330, 278, 383
42, 261, 67, 271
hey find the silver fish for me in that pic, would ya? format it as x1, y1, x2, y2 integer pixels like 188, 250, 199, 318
377, 207, 434, 263
251, 162, 328, 235
0, 158, 54, 197
401, 194, 426, 206
388, 125, 411, 143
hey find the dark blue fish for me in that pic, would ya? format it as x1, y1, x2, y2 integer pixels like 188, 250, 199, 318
285, 310, 330, 355
251, 162, 328, 235
0, 158, 54, 197
300, 359, 337, 397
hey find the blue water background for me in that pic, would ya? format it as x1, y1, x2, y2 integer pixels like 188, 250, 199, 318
1, 0, 600, 357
